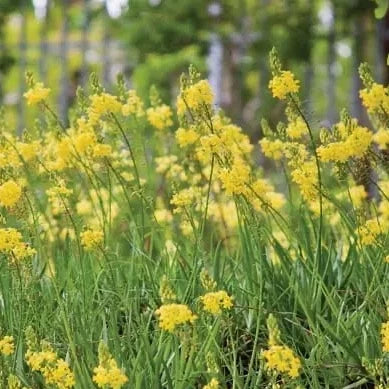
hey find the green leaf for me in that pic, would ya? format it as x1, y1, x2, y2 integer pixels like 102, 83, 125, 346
375, 0, 389, 18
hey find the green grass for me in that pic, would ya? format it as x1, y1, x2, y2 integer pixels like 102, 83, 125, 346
0, 64, 388, 389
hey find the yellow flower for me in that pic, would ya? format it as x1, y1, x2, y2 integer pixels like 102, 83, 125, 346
147, 105, 173, 130
159, 275, 177, 303
0, 180, 22, 208
7, 374, 25, 389
290, 159, 318, 202
155, 303, 197, 332
27, 350, 74, 388
88, 93, 122, 125
93, 360, 128, 389
317, 126, 372, 163
0, 228, 36, 261
358, 219, 382, 245
73, 130, 97, 155
154, 208, 173, 224
178, 79, 214, 114
262, 345, 301, 378
176, 127, 199, 147
381, 321, 389, 352
373, 128, 389, 150
122, 90, 144, 117
359, 83, 389, 114
0, 335, 14, 355
93, 342, 128, 389
259, 138, 284, 160
349, 185, 367, 208
80, 228, 104, 250
218, 159, 250, 196
201, 290, 233, 315
93, 143, 113, 158
286, 117, 307, 139
170, 188, 197, 213
45, 359, 76, 389
24, 82, 50, 105
16, 141, 41, 162
269, 70, 300, 100
203, 378, 219, 389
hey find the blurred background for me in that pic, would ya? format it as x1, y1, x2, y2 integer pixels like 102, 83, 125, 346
0, 0, 388, 138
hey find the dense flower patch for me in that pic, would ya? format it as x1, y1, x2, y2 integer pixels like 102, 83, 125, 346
0, 51, 388, 388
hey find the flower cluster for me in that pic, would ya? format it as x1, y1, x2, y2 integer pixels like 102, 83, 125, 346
269, 70, 300, 100
203, 378, 220, 389
200, 290, 233, 315
93, 342, 128, 389
381, 321, 389, 352
25, 336, 75, 389
0, 180, 22, 208
0, 228, 36, 262
147, 105, 173, 130
24, 82, 50, 105
80, 228, 104, 250
262, 314, 301, 379
155, 303, 197, 332
0, 335, 14, 356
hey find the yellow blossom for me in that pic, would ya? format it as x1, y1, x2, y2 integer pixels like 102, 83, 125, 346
170, 188, 197, 213
176, 127, 199, 147
291, 160, 318, 202
147, 105, 173, 130
317, 126, 372, 163
201, 290, 233, 314
358, 219, 382, 245
359, 83, 389, 113
218, 159, 250, 196
93, 143, 113, 158
373, 128, 389, 150
93, 342, 128, 389
155, 303, 197, 332
26, 341, 75, 389
286, 117, 307, 139
259, 138, 284, 160
203, 378, 219, 389
122, 90, 144, 117
349, 185, 367, 208
0, 335, 14, 355
269, 71, 300, 100
88, 93, 122, 125
381, 321, 389, 352
262, 345, 301, 378
80, 228, 104, 250
24, 82, 50, 105
0, 228, 36, 261
178, 79, 214, 113
16, 141, 41, 161
0, 180, 22, 208
154, 208, 173, 224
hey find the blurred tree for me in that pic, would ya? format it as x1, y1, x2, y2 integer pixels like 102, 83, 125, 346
0, 0, 23, 103
116, 0, 320, 132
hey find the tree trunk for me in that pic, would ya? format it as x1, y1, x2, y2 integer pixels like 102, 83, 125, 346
102, 11, 111, 89
59, 0, 70, 126
376, 12, 389, 84
81, 0, 90, 87
18, 12, 27, 135
350, 15, 369, 126
327, 8, 336, 125
39, 0, 50, 84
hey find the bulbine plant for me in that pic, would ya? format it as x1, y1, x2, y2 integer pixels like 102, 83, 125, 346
0, 49, 388, 388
